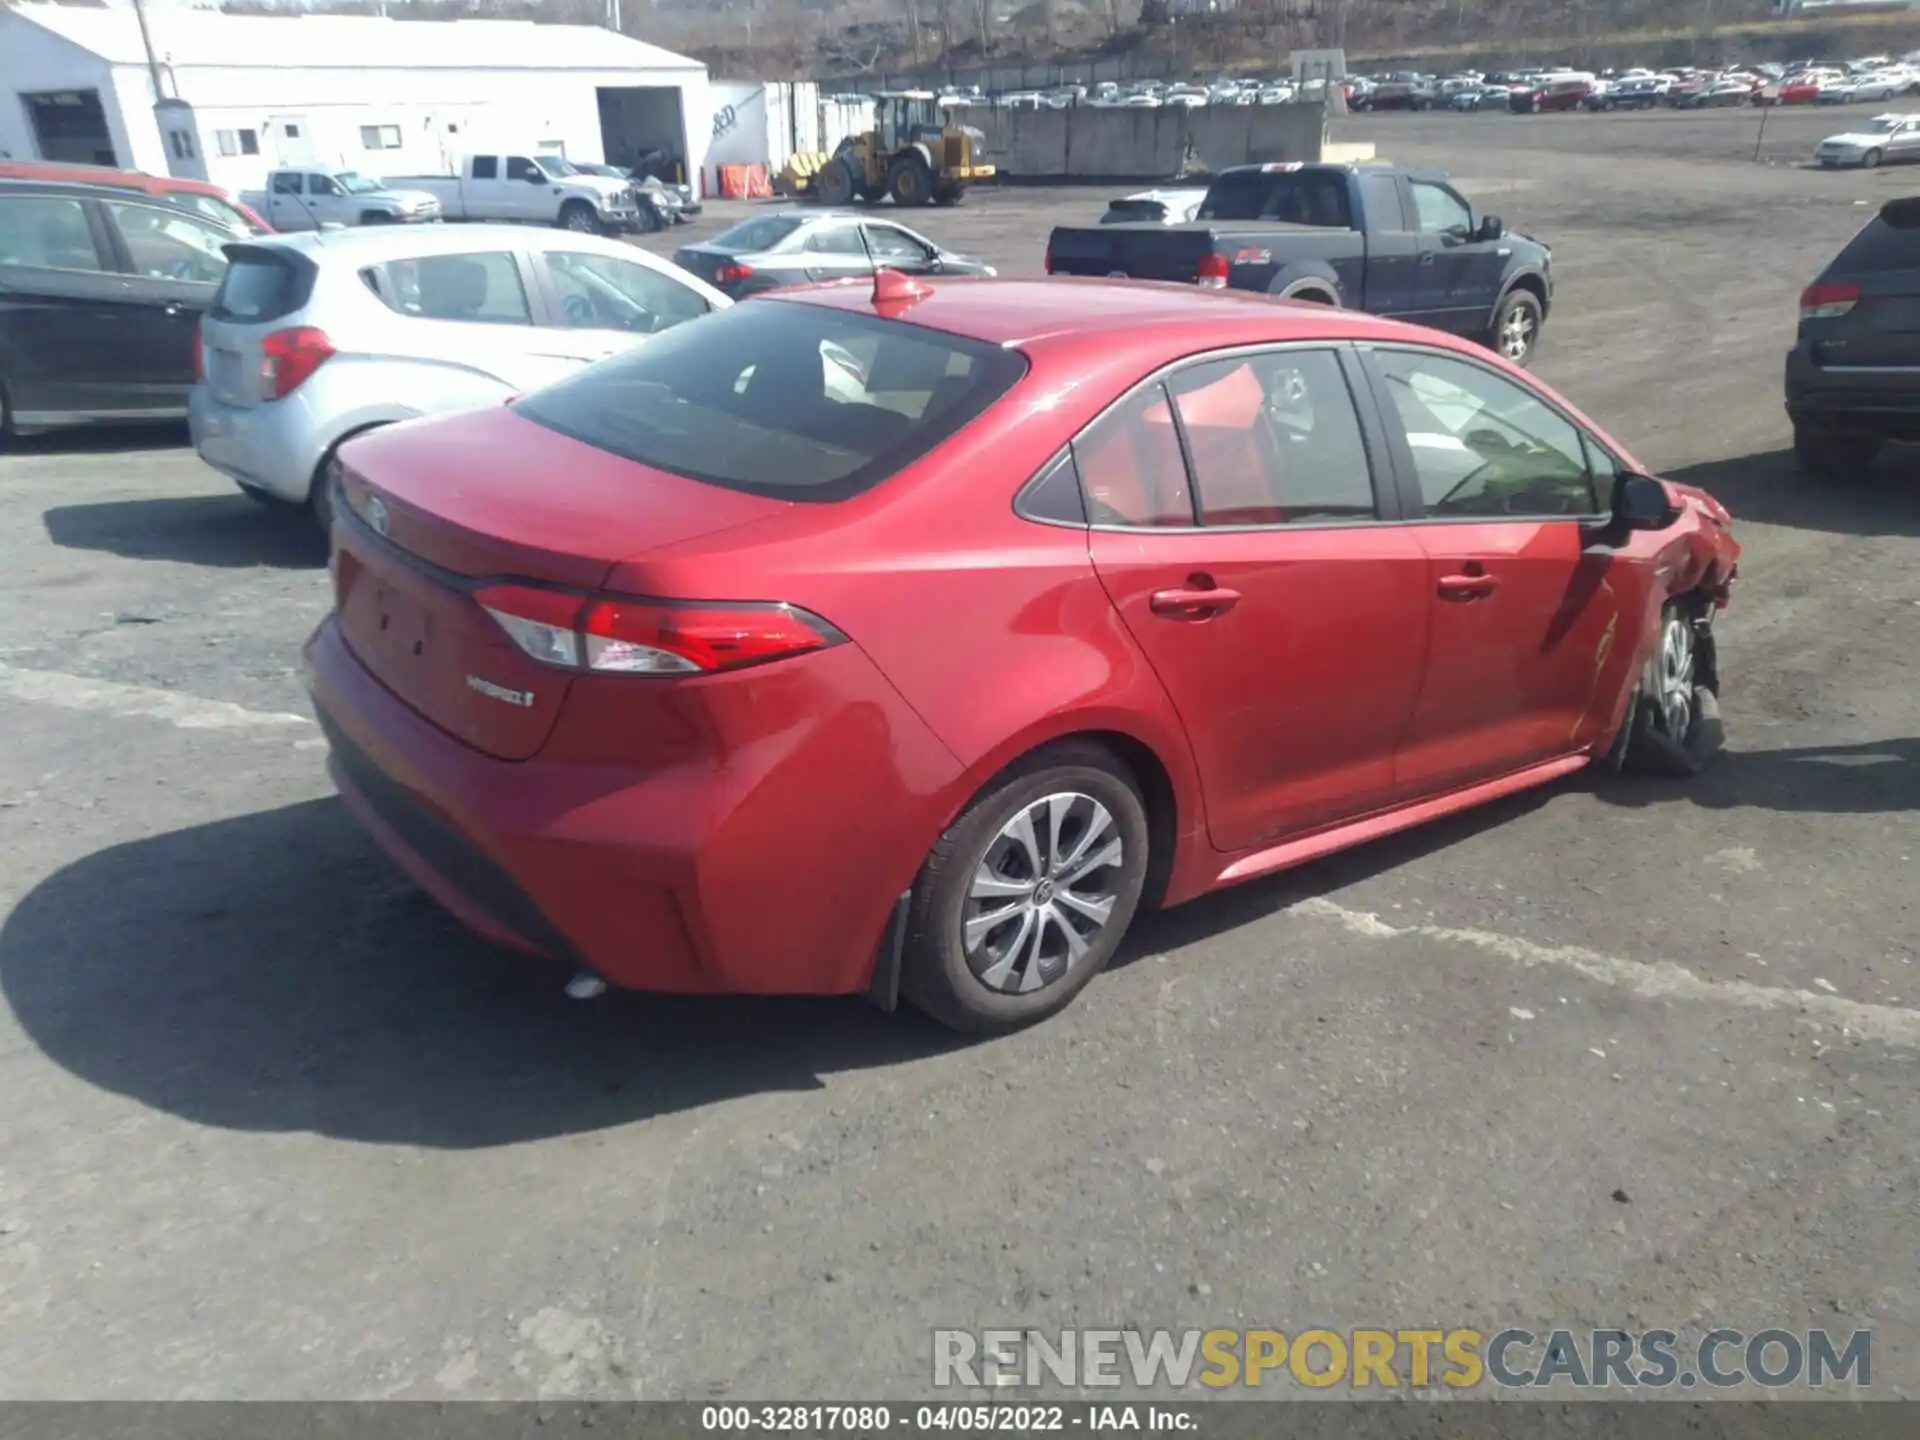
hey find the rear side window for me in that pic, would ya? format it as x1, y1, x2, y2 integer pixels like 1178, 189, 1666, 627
1198, 170, 1352, 227
710, 215, 805, 252
1071, 385, 1194, 528
211, 247, 315, 322
513, 300, 1027, 500
1830, 205, 1920, 274
1169, 351, 1377, 526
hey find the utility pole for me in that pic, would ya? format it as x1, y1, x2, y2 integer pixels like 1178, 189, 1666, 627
132, 0, 169, 100
608, 0, 622, 35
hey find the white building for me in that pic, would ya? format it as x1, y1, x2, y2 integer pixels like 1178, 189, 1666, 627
0, 4, 713, 194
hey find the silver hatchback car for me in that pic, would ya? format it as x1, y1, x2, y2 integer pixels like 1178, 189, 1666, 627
189, 224, 729, 525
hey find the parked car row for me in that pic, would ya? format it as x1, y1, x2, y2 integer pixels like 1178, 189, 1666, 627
1353, 55, 1920, 115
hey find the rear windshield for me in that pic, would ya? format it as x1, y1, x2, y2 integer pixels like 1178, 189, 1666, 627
709, 215, 805, 252
209, 246, 314, 323
1830, 203, 1920, 274
513, 299, 1028, 501
1197, 170, 1353, 226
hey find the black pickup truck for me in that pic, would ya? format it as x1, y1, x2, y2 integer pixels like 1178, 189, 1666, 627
1044, 163, 1556, 366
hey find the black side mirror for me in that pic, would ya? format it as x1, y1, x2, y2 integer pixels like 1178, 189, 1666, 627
1478, 214, 1505, 241
1612, 472, 1675, 531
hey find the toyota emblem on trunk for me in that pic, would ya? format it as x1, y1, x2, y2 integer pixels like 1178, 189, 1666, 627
366, 496, 389, 537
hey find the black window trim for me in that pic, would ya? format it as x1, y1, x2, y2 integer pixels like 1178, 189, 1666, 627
1012, 446, 1089, 527
1023, 340, 1405, 534
1354, 340, 1617, 525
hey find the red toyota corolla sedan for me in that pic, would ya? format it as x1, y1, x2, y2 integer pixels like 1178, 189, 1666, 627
304, 272, 1740, 1033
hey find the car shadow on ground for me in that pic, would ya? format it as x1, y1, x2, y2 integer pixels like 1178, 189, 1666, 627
0, 421, 191, 456
42, 493, 327, 570
0, 797, 968, 1149
1665, 446, 1920, 537
1, 784, 1560, 1150
1596, 737, 1920, 815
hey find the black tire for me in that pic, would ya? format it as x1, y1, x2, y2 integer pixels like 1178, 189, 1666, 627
1618, 598, 1722, 778
899, 741, 1151, 1034
360, 211, 395, 226
887, 152, 935, 207
933, 185, 966, 207
1864, 148, 1884, 169
1278, 285, 1338, 305
310, 465, 335, 537
558, 200, 602, 235
635, 202, 662, 234
1793, 420, 1881, 476
815, 160, 857, 205
1486, 288, 1544, 367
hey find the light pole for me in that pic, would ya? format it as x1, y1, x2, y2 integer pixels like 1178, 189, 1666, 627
132, 0, 168, 100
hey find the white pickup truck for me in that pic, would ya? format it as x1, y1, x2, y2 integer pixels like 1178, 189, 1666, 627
386, 153, 643, 234
241, 168, 442, 231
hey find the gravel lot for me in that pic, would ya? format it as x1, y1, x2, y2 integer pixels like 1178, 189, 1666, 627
0, 105, 1915, 1402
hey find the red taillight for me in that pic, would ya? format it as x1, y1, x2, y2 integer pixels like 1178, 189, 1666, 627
715, 262, 754, 287
192, 317, 204, 381
1799, 281, 1860, 321
259, 326, 335, 400
1196, 252, 1230, 289
473, 582, 844, 676
1043, 243, 1054, 274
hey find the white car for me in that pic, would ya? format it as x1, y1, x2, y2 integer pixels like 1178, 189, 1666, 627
1850, 68, 1920, 103
1099, 188, 1208, 225
188, 225, 727, 525
1815, 112, 1920, 167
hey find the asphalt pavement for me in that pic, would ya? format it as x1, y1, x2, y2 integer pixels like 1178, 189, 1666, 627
0, 105, 1915, 1402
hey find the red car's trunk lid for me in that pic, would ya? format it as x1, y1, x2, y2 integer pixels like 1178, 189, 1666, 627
330, 408, 787, 761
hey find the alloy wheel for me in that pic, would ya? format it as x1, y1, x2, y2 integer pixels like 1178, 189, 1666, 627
962, 792, 1124, 996
1657, 614, 1695, 739
1500, 305, 1537, 362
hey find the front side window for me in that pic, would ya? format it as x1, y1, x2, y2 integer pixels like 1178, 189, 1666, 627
373, 251, 531, 325
864, 225, 933, 264
1410, 180, 1473, 238
805, 224, 866, 257
1373, 349, 1600, 519
1168, 350, 1377, 526
0, 197, 106, 273
176, 192, 250, 234
505, 156, 541, 182
544, 251, 708, 334
104, 200, 229, 285
1072, 385, 1194, 528
513, 300, 1025, 499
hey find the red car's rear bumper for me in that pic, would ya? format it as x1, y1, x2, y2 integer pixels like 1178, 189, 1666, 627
303, 614, 966, 996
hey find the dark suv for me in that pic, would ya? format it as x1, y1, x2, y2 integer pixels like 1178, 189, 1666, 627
1787, 196, 1920, 473
0, 178, 236, 436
